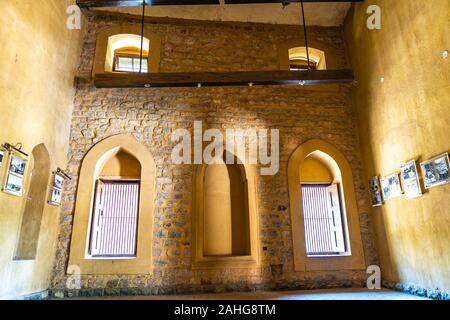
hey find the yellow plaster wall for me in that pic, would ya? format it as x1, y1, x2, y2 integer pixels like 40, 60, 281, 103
345, 0, 450, 290
100, 151, 142, 178
299, 157, 333, 183
0, 0, 83, 298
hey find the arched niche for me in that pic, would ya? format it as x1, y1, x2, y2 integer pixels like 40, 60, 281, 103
287, 139, 366, 272
99, 149, 141, 179
93, 25, 161, 75
192, 152, 259, 269
14, 144, 51, 260
68, 134, 156, 274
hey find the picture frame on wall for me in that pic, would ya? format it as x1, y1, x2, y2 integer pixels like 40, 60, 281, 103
48, 173, 65, 206
0, 147, 5, 167
420, 153, 450, 189
380, 172, 403, 201
400, 160, 422, 199
368, 176, 383, 207
3, 154, 27, 196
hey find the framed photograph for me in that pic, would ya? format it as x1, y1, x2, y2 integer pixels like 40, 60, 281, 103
0, 148, 5, 167
48, 173, 65, 206
420, 153, 450, 189
3, 154, 27, 196
49, 187, 62, 206
380, 172, 403, 201
368, 176, 383, 207
400, 160, 422, 199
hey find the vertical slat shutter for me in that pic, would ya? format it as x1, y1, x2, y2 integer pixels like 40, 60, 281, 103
301, 184, 346, 255
90, 180, 140, 257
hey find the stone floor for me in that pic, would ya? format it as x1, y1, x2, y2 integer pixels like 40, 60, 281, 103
63, 288, 428, 300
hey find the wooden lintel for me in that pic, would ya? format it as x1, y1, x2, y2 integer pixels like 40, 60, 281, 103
93, 70, 354, 88
77, 0, 363, 8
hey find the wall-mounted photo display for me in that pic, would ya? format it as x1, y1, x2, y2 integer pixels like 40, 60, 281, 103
48, 173, 65, 206
400, 160, 422, 199
368, 176, 383, 207
0, 147, 5, 167
3, 154, 27, 196
380, 172, 403, 201
420, 153, 450, 189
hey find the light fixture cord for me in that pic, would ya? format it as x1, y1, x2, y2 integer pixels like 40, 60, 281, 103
300, 0, 311, 70
139, 0, 146, 73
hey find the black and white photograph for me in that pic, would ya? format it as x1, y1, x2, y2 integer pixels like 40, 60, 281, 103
4, 171, 24, 196
420, 153, 450, 189
401, 160, 422, 199
48, 173, 65, 206
49, 187, 62, 206
380, 172, 403, 201
368, 176, 383, 206
0, 148, 4, 167
8, 155, 26, 176
53, 173, 65, 190
3, 155, 27, 196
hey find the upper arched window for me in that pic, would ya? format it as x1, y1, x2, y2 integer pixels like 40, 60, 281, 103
288, 47, 327, 71
278, 39, 335, 71
107, 34, 150, 73
93, 26, 161, 75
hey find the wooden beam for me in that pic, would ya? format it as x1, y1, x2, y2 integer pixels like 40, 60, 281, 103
93, 70, 354, 88
77, 0, 363, 8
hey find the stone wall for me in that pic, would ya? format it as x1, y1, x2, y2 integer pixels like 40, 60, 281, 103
51, 12, 378, 297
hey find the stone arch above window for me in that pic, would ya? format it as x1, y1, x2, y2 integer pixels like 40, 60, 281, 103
287, 139, 366, 272
68, 134, 156, 274
192, 152, 260, 269
278, 39, 339, 71
93, 25, 161, 75
14, 143, 51, 260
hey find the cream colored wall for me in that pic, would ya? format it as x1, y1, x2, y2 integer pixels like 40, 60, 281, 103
345, 0, 450, 290
0, 0, 83, 298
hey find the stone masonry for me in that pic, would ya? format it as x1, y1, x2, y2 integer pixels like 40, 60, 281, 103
50, 11, 378, 297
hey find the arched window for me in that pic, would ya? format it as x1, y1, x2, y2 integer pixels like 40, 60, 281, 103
69, 135, 156, 274
89, 150, 141, 258
299, 153, 346, 256
93, 26, 161, 75
14, 144, 50, 260
192, 152, 259, 269
288, 47, 327, 71
107, 34, 149, 73
278, 39, 336, 71
287, 139, 365, 272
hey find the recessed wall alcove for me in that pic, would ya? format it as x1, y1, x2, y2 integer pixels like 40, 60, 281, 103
192, 152, 259, 269
14, 144, 51, 260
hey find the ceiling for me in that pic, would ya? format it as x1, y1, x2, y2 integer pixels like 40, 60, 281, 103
95, 2, 352, 26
